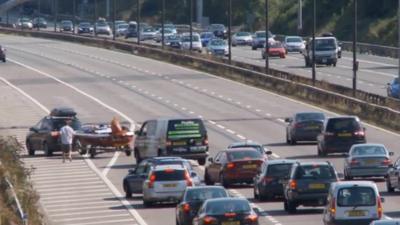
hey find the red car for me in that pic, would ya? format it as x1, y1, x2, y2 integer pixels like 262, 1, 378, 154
262, 41, 286, 59
204, 148, 265, 187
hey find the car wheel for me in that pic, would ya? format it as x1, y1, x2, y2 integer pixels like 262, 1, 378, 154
286, 133, 290, 144
143, 199, 153, 208
286, 200, 297, 214
219, 173, 229, 188
89, 147, 96, 159
289, 137, 297, 145
134, 148, 142, 164
124, 182, 132, 198
43, 142, 53, 156
198, 158, 206, 166
204, 170, 214, 185
386, 178, 395, 193
26, 140, 35, 156
2, 58, 5, 63
252, 46, 257, 50
253, 186, 259, 199
333, 62, 337, 67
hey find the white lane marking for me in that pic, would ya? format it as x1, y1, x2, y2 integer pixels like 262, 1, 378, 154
44, 200, 117, 208
277, 118, 285, 123
41, 193, 111, 201
62, 219, 135, 225
35, 181, 104, 189
226, 129, 235, 134
217, 124, 225, 129
4, 61, 147, 225
265, 113, 271, 117
47, 204, 121, 213
102, 151, 121, 177
40, 189, 109, 197
272, 153, 280, 158
236, 134, 246, 140
208, 120, 216, 125
52, 209, 129, 217
53, 214, 130, 222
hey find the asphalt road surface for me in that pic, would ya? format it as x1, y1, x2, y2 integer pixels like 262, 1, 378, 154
0, 34, 400, 225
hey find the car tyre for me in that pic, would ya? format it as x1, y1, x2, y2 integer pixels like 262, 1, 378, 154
333, 62, 337, 67
124, 183, 132, 198
285, 199, 297, 214
204, 170, 214, 185
89, 146, 96, 159
43, 142, 53, 156
198, 158, 206, 166
219, 173, 229, 188
289, 137, 297, 145
143, 199, 153, 208
134, 148, 142, 164
252, 46, 257, 50
2, 58, 5, 63
286, 133, 290, 144
27, 140, 35, 156
386, 178, 395, 193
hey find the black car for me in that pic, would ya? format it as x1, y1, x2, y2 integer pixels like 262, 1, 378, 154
26, 108, 81, 156
78, 22, 93, 34
60, 20, 73, 32
386, 156, 400, 193
253, 159, 297, 201
193, 198, 259, 225
123, 156, 200, 198
32, 17, 47, 28
176, 186, 229, 225
283, 161, 339, 214
0, 45, 6, 62
125, 22, 138, 38
317, 116, 366, 156
285, 112, 325, 145
208, 24, 227, 39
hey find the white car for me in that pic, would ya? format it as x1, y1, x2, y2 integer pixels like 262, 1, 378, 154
140, 27, 157, 41
16, 18, 33, 29
154, 28, 175, 42
142, 165, 194, 207
180, 33, 202, 53
115, 23, 129, 37
323, 181, 384, 225
284, 36, 305, 53
232, 32, 253, 46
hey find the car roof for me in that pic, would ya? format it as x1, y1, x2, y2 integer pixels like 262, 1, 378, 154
327, 115, 359, 120
205, 197, 248, 204
351, 143, 386, 148
331, 181, 377, 190
152, 164, 185, 171
225, 147, 260, 152
296, 161, 331, 166
285, 36, 302, 39
266, 159, 298, 165
371, 220, 400, 225
229, 141, 262, 147
315, 36, 336, 40
186, 186, 226, 191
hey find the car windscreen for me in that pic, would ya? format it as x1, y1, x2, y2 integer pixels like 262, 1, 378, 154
182, 36, 200, 42
237, 32, 250, 37
185, 188, 228, 201
210, 39, 225, 46
351, 146, 387, 156
80, 23, 90, 28
52, 118, 81, 130
337, 187, 376, 207
295, 113, 325, 122
256, 32, 266, 38
230, 145, 263, 155
326, 118, 361, 132
286, 37, 302, 43
118, 24, 128, 29
266, 164, 293, 177
144, 28, 154, 32
206, 199, 251, 215
227, 150, 262, 161
167, 119, 206, 139
270, 42, 283, 48
315, 39, 336, 51
294, 165, 336, 179
201, 33, 213, 38
62, 21, 72, 25
154, 170, 185, 181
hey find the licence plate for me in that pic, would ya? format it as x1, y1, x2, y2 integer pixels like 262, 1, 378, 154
163, 183, 177, 188
309, 183, 325, 189
305, 125, 319, 130
173, 141, 186, 146
222, 221, 240, 225
365, 159, 376, 165
347, 210, 366, 217
243, 164, 257, 169
338, 133, 352, 137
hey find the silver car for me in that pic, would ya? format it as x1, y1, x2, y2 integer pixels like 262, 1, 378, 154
344, 143, 394, 180
284, 36, 305, 53
140, 27, 157, 40
95, 20, 111, 35
115, 23, 129, 37
232, 32, 253, 46
206, 38, 228, 56
142, 164, 194, 207
181, 33, 203, 53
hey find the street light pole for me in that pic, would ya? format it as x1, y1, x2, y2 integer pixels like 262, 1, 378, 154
94, 0, 98, 36
73, 0, 76, 34
312, 0, 316, 85
37, 0, 41, 31
228, 0, 232, 63
162, 0, 165, 49
398, 0, 400, 80
54, 0, 58, 32
265, 0, 269, 72
298, 0, 302, 35
113, 0, 116, 40
189, 0, 193, 51
137, 0, 141, 45
352, 0, 358, 96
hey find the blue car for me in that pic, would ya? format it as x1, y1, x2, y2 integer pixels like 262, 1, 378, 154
200, 32, 215, 47
387, 78, 400, 98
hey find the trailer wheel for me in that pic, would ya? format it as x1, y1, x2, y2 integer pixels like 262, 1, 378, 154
90, 147, 96, 159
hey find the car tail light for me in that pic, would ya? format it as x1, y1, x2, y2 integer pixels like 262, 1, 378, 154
184, 171, 193, 186
226, 162, 235, 169
377, 197, 383, 219
183, 203, 190, 213
166, 140, 172, 147
224, 212, 236, 217
148, 173, 156, 188
203, 135, 209, 145
245, 214, 258, 222
262, 176, 274, 185
354, 130, 365, 137
51, 131, 60, 137
350, 159, 359, 166
203, 216, 217, 225
289, 179, 297, 190
330, 197, 336, 217
294, 123, 303, 128
382, 159, 391, 166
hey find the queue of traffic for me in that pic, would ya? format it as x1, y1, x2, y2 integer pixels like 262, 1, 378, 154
25, 107, 400, 225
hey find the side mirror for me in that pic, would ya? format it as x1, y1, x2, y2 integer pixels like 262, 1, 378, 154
387, 82, 391, 86
134, 130, 140, 135
208, 157, 214, 163
29, 127, 38, 132
265, 150, 273, 155
338, 41, 343, 47
128, 168, 136, 174
191, 172, 197, 178
284, 118, 292, 123
389, 152, 395, 156
380, 197, 385, 203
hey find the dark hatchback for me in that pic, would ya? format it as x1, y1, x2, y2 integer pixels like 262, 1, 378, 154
78, 22, 93, 34
193, 198, 259, 225
176, 186, 229, 225
253, 159, 297, 201
26, 108, 81, 156
284, 161, 339, 214
285, 112, 325, 145
317, 116, 366, 156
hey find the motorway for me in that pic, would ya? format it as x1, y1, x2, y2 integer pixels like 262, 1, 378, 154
0, 34, 400, 225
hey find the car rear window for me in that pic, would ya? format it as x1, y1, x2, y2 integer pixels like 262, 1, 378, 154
167, 119, 206, 139
337, 187, 376, 207
185, 188, 228, 201
326, 118, 361, 132
295, 113, 325, 121
206, 199, 251, 215
227, 150, 262, 161
52, 118, 81, 130
230, 145, 263, 155
294, 165, 336, 179
352, 146, 386, 156
266, 164, 293, 177
154, 170, 185, 181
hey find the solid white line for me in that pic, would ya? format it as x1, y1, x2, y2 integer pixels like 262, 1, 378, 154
39, 185, 106, 192
43, 196, 110, 205
226, 129, 235, 134
33, 174, 97, 181
217, 124, 225, 129
44, 200, 118, 208
102, 151, 121, 177
32, 171, 96, 178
